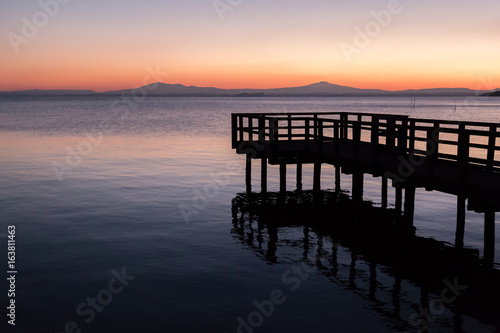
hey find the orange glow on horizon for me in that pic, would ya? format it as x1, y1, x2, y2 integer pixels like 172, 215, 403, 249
0, 69, 492, 93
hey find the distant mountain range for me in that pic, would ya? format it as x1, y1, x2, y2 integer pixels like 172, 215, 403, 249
1, 81, 498, 97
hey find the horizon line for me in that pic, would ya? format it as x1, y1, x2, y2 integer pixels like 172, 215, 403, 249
1, 81, 497, 94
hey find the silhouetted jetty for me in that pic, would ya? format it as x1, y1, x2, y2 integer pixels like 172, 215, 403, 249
231, 112, 500, 267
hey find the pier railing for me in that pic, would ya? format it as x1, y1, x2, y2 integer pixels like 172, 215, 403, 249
232, 112, 500, 173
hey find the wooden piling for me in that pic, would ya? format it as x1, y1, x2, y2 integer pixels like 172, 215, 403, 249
395, 187, 403, 214
313, 162, 321, 192
261, 158, 267, 193
455, 194, 466, 249
382, 176, 388, 210
246, 154, 252, 193
280, 162, 287, 193
296, 163, 303, 191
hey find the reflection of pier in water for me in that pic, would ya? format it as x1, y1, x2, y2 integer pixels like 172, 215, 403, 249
232, 112, 500, 267
231, 191, 500, 332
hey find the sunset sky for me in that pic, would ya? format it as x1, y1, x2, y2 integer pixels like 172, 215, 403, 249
1, 0, 500, 91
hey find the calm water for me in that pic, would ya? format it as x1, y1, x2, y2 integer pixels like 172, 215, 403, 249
0, 96, 499, 332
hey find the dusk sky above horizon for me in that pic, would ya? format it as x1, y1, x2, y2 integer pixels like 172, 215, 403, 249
1, 0, 500, 92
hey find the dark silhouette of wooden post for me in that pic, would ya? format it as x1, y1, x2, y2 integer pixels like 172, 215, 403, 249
280, 162, 286, 193
335, 166, 341, 193
371, 116, 380, 165
455, 124, 469, 248
486, 125, 497, 172
313, 162, 321, 192
386, 118, 396, 147
425, 123, 439, 190
246, 154, 252, 193
261, 158, 267, 193
404, 186, 416, 229
382, 176, 388, 210
296, 163, 303, 191
455, 194, 466, 249
352, 171, 363, 202
484, 210, 495, 268
259, 116, 267, 194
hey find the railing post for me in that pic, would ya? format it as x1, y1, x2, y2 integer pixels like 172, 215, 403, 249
371, 116, 379, 165
425, 122, 439, 189
371, 116, 379, 145
270, 118, 279, 156
232, 114, 238, 148
272, 118, 279, 142
457, 123, 470, 189
334, 120, 340, 161
239, 115, 244, 142
486, 125, 496, 172
398, 118, 408, 155
353, 120, 361, 163
258, 116, 266, 144
408, 119, 416, 152
288, 114, 292, 141
386, 118, 396, 147
318, 119, 324, 155
314, 114, 318, 139
340, 113, 348, 139
248, 116, 254, 142
305, 118, 310, 151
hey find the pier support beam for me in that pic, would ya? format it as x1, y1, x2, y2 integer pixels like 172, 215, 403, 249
313, 162, 321, 192
335, 166, 341, 193
296, 163, 303, 191
455, 194, 466, 249
280, 162, 287, 193
484, 210, 495, 268
246, 154, 252, 193
261, 158, 267, 194
352, 171, 363, 202
381, 176, 388, 210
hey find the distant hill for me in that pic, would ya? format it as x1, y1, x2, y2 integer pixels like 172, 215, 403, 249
481, 90, 500, 97
0, 82, 495, 97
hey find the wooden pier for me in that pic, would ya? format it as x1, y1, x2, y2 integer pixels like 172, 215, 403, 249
231, 112, 500, 266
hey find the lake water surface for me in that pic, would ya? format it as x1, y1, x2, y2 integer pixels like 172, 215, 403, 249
0, 96, 499, 332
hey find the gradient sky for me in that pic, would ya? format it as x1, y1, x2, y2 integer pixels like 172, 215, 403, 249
1, 0, 499, 91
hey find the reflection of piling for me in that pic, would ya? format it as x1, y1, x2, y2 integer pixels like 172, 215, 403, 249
404, 186, 416, 229
484, 210, 496, 268
455, 194, 466, 249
